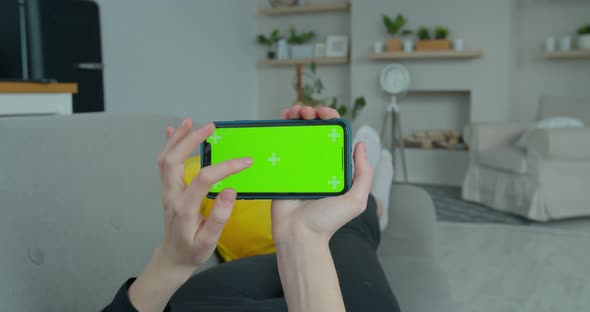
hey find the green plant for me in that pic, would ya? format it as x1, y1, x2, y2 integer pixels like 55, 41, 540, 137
434, 27, 449, 39
257, 29, 281, 48
383, 14, 407, 37
287, 27, 316, 45
400, 29, 414, 37
417, 27, 430, 40
298, 64, 365, 120
578, 24, 590, 35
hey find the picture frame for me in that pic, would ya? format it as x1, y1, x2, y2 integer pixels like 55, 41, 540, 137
326, 35, 349, 57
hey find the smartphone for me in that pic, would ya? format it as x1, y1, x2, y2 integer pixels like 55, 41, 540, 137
200, 119, 352, 199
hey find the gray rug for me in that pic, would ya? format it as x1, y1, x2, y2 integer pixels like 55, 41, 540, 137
412, 184, 532, 225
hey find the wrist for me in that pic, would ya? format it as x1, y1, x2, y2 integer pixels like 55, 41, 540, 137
128, 248, 194, 312
274, 224, 330, 249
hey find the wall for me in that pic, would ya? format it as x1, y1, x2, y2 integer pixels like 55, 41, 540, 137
95, 0, 259, 124
350, 0, 513, 184
512, 0, 590, 121
257, 0, 350, 119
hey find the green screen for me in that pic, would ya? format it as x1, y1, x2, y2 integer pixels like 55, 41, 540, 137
205, 123, 346, 194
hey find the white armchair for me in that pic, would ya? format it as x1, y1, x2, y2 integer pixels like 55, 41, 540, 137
462, 96, 590, 221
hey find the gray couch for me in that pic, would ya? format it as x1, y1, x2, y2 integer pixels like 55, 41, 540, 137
0, 113, 452, 311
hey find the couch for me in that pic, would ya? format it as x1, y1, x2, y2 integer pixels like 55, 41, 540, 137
0, 113, 453, 311
463, 96, 590, 221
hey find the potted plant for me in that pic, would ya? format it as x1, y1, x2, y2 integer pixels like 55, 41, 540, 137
257, 29, 281, 59
298, 63, 366, 120
578, 24, 590, 50
383, 14, 409, 52
416, 26, 451, 51
288, 27, 316, 59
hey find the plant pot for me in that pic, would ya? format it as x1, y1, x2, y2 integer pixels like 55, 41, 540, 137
416, 39, 451, 51
387, 38, 401, 52
276, 39, 289, 59
578, 34, 590, 50
267, 51, 276, 59
290, 44, 314, 59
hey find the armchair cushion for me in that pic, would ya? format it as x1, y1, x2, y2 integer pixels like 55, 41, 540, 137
478, 147, 528, 174
527, 127, 590, 160
514, 117, 584, 149
464, 122, 529, 153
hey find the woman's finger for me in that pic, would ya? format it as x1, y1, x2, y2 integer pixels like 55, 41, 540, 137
166, 127, 174, 140
317, 106, 340, 120
159, 118, 192, 164
301, 106, 317, 120
161, 123, 215, 188
344, 142, 373, 213
193, 188, 236, 247
280, 109, 290, 120
184, 157, 253, 205
290, 104, 303, 119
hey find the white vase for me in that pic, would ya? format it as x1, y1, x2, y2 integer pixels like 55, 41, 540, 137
402, 39, 414, 52
276, 39, 289, 59
453, 39, 464, 51
545, 36, 556, 52
374, 41, 384, 53
578, 34, 590, 50
559, 36, 572, 51
290, 44, 314, 59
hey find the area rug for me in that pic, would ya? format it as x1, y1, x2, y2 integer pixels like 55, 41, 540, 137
437, 222, 590, 312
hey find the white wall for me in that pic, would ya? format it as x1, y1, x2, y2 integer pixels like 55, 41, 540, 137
257, 0, 350, 119
350, 0, 513, 184
511, 0, 590, 121
96, 0, 259, 124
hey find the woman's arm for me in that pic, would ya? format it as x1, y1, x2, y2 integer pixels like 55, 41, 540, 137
275, 231, 344, 312
104, 118, 252, 311
272, 105, 374, 312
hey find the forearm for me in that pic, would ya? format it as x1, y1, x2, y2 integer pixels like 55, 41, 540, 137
276, 231, 345, 312
128, 248, 194, 312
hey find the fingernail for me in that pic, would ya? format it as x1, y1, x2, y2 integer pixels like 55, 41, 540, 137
242, 158, 253, 166
360, 142, 367, 156
180, 118, 188, 128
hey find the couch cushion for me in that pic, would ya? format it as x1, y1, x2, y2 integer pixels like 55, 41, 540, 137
478, 147, 528, 174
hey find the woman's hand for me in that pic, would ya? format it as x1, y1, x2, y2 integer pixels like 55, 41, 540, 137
272, 104, 374, 244
129, 118, 252, 312
272, 104, 373, 312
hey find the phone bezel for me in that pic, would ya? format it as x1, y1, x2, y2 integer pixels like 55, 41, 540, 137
200, 118, 352, 200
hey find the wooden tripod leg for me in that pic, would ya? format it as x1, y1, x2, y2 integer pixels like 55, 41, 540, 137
296, 64, 302, 102
394, 111, 409, 182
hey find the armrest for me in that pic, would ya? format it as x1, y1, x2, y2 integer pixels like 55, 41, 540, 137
464, 122, 529, 152
527, 128, 590, 160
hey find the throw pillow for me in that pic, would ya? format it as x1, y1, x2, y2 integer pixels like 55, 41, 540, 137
515, 117, 584, 149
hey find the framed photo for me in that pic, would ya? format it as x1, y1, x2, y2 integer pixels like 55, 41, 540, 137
326, 35, 349, 57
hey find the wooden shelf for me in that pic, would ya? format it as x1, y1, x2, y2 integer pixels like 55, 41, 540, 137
0, 82, 78, 94
258, 2, 350, 15
362, 50, 483, 60
259, 57, 349, 66
544, 50, 590, 59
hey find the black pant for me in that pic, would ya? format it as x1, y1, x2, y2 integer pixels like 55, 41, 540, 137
170, 195, 400, 312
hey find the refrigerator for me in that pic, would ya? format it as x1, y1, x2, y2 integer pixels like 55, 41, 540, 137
0, 0, 104, 113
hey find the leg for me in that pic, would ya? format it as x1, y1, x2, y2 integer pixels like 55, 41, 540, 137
330, 194, 401, 312
170, 254, 287, 312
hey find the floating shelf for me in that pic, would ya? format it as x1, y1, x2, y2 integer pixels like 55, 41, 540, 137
259, 57, 349, 66
544, 50, 590, 59
362, 50, 483, 60
258, 2, 350, 15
